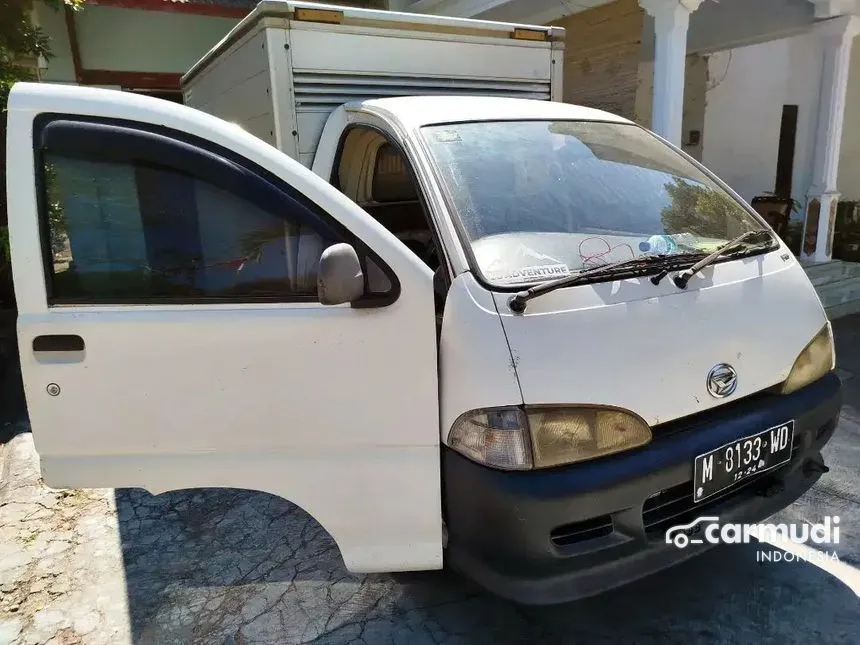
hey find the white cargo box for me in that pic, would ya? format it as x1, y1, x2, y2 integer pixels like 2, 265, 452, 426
181, 0, 565, 167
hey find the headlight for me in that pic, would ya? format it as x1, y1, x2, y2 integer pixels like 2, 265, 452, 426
447, 406, 651, 470
527, 407, 652, 468
781, 323, 835, 395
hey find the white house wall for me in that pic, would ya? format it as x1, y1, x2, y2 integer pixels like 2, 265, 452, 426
701, 32, 822, 212
75, 7, 237, 74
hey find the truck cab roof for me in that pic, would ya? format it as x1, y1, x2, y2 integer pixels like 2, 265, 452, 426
345, 95, 632, 130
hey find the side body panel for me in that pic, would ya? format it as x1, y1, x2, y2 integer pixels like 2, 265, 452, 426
181, 23, 278, 148
182, 4, 560, 167
439, 273, 523, 442
6, 83, 442, 573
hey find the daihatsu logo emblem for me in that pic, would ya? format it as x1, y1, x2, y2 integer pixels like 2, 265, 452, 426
707, 364, 737, 398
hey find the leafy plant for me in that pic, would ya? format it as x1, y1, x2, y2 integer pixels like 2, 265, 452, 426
660, 177, 750, 239
42, 160, 69, 255
1, 0, 84, 104
1, 0, 85, 307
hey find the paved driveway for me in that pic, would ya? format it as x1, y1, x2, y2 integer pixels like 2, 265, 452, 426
1, 318, 859, 644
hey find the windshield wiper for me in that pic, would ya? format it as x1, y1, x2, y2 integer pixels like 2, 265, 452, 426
671, 229, 774, 289
508, 254, 690, 313
506, 230, 775, 313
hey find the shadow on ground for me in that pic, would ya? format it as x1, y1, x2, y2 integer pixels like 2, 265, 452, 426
106, 314, 860, 642
114, 484, 858, 645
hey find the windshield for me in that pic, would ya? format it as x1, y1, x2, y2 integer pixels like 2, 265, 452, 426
421, 120, 768, 287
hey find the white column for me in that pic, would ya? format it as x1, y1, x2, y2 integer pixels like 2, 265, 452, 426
640, 0, 703, 146
802, 14, 860, 263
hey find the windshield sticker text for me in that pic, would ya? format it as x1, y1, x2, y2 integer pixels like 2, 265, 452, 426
485, 263, 570, 284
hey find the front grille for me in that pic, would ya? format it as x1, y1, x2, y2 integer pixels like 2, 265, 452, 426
643, 445, 800, 538
550, 515, 613, 547
643, 481, 730, 537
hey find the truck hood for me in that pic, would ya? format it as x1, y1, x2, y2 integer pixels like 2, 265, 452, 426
492, 251, 827, 427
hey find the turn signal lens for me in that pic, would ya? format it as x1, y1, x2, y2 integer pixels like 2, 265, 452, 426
294, 8, 344, 23
781, 323, 835, 395
511, 28, 548, 41
528, 407, 652, 468
447, 407, 532, 470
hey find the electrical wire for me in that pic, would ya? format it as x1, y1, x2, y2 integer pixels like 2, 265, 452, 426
578, 236, 636, 268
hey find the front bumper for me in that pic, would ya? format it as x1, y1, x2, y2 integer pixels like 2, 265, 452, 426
443, 372, 842, 605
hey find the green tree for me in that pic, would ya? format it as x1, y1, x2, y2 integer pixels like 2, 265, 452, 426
1, 0, 84, 307
660, 176, 751, 240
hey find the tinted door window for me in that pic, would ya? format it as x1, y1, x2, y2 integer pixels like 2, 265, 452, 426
42, 151, 336, 303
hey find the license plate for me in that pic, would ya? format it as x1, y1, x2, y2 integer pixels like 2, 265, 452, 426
693, 420, 794, 503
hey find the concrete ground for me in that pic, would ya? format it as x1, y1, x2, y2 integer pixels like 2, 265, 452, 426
1, 320, 859, 644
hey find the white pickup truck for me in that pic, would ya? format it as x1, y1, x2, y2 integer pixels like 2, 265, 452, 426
5, 1, 841, 605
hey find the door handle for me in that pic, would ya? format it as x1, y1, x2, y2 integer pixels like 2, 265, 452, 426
33, 335, 85, 352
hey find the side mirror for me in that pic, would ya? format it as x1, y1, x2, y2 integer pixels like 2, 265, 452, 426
317, 243, 365, 305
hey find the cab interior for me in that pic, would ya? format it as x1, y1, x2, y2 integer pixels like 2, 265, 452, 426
334, 126, 448, 319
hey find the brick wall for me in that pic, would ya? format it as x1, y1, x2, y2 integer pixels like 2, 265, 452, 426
551, 0, 644, 120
